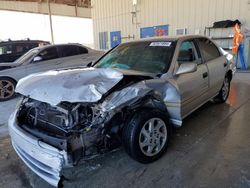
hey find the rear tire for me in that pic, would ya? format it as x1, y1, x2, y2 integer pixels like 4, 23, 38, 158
0, 77, 16, 102
122, 109, 170, 164
214, 76, 230, 103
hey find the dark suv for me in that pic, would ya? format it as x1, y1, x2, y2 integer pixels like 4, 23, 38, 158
0, 39, 50, 63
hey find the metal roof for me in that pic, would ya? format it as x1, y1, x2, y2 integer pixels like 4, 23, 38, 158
4, 0, 91, 8
0, 0, 91, 18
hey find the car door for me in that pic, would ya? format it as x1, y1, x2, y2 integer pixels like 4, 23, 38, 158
174, 40, 209, 118
56, 45, 90, 68
78, 46, 98, 66
25, 46, 61, 75
195, 38, 226, 98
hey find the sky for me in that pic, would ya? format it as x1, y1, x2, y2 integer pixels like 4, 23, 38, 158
0, 10, 93, 46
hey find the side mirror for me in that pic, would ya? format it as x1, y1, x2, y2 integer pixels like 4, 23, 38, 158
176, 63, 197, 75
33, 56, 43, 62
86, 61, 93, 67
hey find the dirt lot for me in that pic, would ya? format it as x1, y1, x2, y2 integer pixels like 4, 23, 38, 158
0, 73, 249, 188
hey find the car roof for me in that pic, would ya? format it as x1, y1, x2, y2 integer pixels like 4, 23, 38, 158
123, 35, 209, 44
32, 43, 87, 51
0, 40, 49, 45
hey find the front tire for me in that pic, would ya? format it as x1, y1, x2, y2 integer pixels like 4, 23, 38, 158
0, 77, 16, 102
214, 76, 231, 103
122, 109, 170, 163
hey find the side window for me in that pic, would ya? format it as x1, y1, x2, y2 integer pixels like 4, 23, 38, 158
61, 45, 79, 57
0, 45, 13, 55
14, 43, 31, 54
0, 45, 11, 55
28, 43, 39, 49
0, 47, 3, 55
15, 43, 25, 53
78, 46, 88, 54
178, 41, 197, 63
197, 38, 221, 62
38, 47, 59, 61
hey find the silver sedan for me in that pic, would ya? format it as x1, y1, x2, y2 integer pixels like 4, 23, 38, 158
0, 44, 104, 101
9, 35, 234, 186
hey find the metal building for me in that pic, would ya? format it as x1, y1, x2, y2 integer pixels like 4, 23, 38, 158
91, 0, 250, 63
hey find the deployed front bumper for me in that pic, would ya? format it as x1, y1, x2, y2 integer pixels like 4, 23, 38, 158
8, 110, 69, 187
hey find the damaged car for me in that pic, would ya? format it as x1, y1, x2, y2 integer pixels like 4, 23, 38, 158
9, 35, 234, 187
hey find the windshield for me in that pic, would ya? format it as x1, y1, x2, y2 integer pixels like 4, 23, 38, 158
15, 48, 39, 64
94, 41, 176, 74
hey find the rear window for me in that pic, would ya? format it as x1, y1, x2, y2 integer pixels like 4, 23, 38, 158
60, 45, 79, 57
78, 46, 88, 54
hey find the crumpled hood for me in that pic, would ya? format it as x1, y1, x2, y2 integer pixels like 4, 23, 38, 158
16, 68, 123, 106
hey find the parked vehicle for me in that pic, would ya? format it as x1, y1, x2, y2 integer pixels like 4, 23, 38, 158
0, 44, 104, 101
9, 35, 234, 187
0, 39, 50, 63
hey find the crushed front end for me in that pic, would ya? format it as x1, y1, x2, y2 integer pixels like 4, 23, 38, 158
9, 107, 68, 187
8, 96, 126, 187
8, 68, 166, 187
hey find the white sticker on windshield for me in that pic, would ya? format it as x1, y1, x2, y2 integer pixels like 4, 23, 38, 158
149, 42, 172, 47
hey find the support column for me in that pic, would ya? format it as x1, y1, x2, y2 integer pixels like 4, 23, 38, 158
47, 0, 54, 44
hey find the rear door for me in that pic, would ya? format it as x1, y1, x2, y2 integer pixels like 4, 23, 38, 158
195, 38, 226, 98
174, 40, 209, 118
56, 45, 89, 68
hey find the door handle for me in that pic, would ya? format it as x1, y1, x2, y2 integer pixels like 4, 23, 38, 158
203, 72, 208, 78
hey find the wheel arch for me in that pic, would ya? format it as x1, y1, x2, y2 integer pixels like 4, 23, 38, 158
120, 94, 171, 129
121, 107, 171, 163
0, 76, 18, 85
105, 94, 170, 131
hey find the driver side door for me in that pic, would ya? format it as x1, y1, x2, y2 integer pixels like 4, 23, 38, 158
25, 46, 61, 76
174, 40, 209, 118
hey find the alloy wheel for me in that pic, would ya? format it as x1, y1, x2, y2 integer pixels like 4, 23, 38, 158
0, 80, 15, 100
139, 118, 167, 157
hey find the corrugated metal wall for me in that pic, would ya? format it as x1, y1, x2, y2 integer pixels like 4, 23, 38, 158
91, 0, 250, 50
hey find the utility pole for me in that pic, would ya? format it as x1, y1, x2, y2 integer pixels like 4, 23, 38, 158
47, 0, 54, 44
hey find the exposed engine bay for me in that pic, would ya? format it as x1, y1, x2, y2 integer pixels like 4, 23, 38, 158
17, 97, 127, 164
